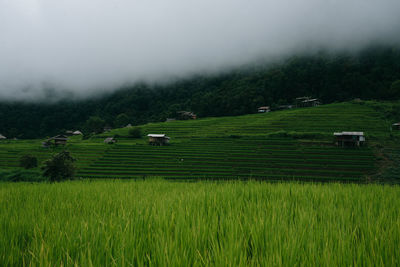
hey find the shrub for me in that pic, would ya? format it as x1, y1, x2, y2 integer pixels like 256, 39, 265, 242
19, 154, 38, 169
128, 127, 142, 138
42, 151, 75, 182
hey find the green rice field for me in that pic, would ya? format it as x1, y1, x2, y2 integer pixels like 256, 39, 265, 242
0, 101, 398, 181
0, 180, 399, 266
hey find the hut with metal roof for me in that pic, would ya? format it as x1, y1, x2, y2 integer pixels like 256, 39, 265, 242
147, 134, 170, 146
333, 132, 365, 147
257, 106, 270, 113
177, 111, 197, 120
392, 122, 400, 130
104, 137, 116, 144
296, 96, 321, 107
0, 134, 6, 140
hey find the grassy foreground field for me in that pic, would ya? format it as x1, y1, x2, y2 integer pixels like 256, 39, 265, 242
1, 180, 399, 266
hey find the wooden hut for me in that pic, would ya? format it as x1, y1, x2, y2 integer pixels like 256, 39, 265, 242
104, 137, 116, 144
103, 126, 112, 132
296, 97, 321, 107
43, 135, 68, 147
54, 135, 68, 145
257, 106, 270, 113
177, 111, 197, 120
302, 98, 321, 107
334, 132, 365, 147
147, 134, 170, 146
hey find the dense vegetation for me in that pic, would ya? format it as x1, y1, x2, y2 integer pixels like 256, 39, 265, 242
0, 101, 399, 182
1, 46, 400, 139
0, 180, 399, 266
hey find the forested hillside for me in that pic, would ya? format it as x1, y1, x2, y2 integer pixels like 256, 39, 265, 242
1, 45, 400, 139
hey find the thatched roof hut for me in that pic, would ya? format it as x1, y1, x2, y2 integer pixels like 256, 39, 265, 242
44, 135, 68, 146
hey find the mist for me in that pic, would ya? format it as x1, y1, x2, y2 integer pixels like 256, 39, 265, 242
1, 0, 400, 101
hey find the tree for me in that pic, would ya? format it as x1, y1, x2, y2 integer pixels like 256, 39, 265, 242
42, 151, 75, 182
128, 127, 142, 138
390, 80, 400, 99
85, 116, 105, 134
19, 155, 38, 169
115, 113, 130, 128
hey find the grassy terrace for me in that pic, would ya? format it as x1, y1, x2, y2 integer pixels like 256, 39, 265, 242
0, 101, 398, 181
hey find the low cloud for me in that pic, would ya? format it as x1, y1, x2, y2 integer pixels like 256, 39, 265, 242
1, 0, 400, 101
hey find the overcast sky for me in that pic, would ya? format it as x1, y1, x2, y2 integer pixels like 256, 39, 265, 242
1, 0, 400, 101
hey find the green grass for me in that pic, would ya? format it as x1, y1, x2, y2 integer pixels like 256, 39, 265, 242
0, 180, 399, 266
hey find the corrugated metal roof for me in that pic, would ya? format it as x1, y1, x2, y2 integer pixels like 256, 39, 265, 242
333, 132, 364, 136
302, 98, 319, 102
104, 137, 115, 143
147, 134, 165, 137
147, 134, 168, 138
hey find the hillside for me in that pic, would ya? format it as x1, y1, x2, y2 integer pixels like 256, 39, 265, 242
0, 45, 400, 139
1, 101, 399, 182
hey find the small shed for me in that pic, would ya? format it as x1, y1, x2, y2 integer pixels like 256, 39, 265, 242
302, 98, 321, 107
392, 122, 400, 130
334, 132, 365, 147
296, 96, 321, 107
104, 137, 116, 144
147, 134, 170, 146
177, 111, 197, 120
54, 135, 68, 145
44, 135, 68, 147
0, 134, 6, 140
73, 130, 83, 135
258, 106, 270, 113
104, 126, 112, 132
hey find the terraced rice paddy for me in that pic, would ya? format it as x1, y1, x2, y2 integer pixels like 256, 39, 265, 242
0, 102, 397, 181
77, 138, 375, 181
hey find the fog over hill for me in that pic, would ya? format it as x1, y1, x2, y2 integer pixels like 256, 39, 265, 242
1, 0, 400, 101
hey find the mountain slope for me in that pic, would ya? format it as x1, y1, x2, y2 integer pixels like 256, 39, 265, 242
1, 101, 399, 181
